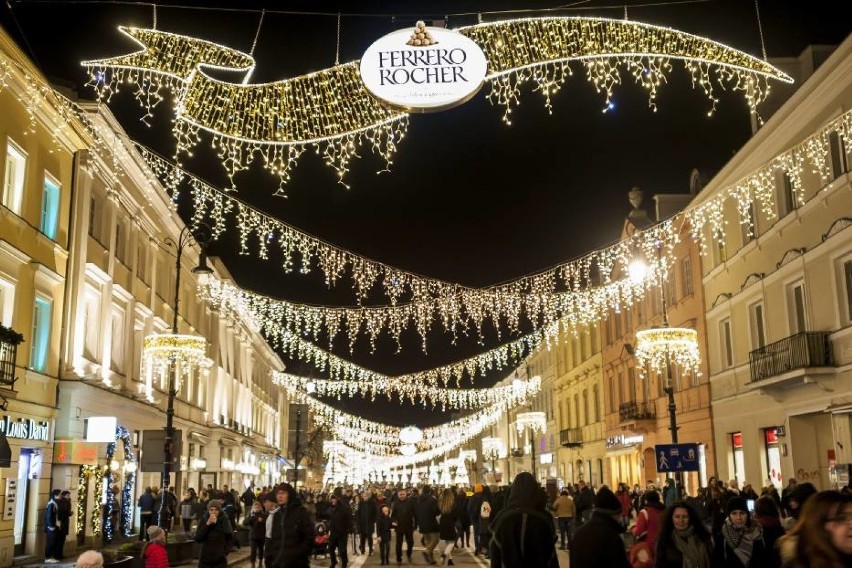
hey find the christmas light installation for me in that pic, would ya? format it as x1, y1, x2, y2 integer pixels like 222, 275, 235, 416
399, 426, 424, 445
140, 334, 212, 401
515, 411, 547, 434
83, 17, 791, 190
634, 327, 702, 379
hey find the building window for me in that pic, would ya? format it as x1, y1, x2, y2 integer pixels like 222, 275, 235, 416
3, 140, 27, 215
29, 296, 52, 373
776, 170, 797, 217
749, 302, 767, 349
110, 308, 125, 373
137, 240, 149, 283
720, 318, 734, 369
741, 202, 757, 245
41, 174, 60, 240
764, 427, 783, 490
582, 389, 589, 426
115, 221, 127, 264
88, 195, 102, 242
592, 385, 600, 423
829, 131, 848, 181
573, 394, 580, 428
732, 432, 745, 487
681, 255, 694, 297
787, 280, 807, 334
844, 259, 852, 324
0, 277, 14, 327
715, 238, 728, 264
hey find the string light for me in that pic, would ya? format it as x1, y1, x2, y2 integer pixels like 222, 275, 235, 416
515, 411, 547, 433
83, 17, 790, 189
634, 327, 702, 379
140, 334, 212, 401
482, 437, 506, 460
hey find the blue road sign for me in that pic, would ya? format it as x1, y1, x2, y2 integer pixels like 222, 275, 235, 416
655, 443, 700, 472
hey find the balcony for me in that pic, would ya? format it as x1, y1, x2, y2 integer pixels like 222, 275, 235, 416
560, 428, 583, 448
749, 331, 834, 386
618, 401, 656, 432
0, 325, 24, 389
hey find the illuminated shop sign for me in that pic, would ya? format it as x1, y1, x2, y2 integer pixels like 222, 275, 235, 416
1, 415, 50, 441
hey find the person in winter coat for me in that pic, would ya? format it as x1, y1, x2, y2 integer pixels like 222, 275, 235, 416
390, 488, 417, 564
634, 490, 666, 555
376, 504, 393, 566
778, 490, 852, 568
268, 483, 314, 568
782, 482, 818, 531
44, 489, 61, 563
711, 495, 773, 568
570, 486, 630, 568
477, 486, 494, 558
243, 501, 267, 568
489, 472, 558, 568
357, 491, 377, 556
143, 526, 170, 568
663, 478, 678, 509
195, 500, 234, 568
551, 489, 576, 550
454, 488, 471, 549
327, 491, 351, 568
415, 485, 441, 565
653, 501, 711, 568
754, 495, 785, 567
138, 487, 156, 541
179, 492, 195, 534
436, 488, 459, 566
574, 480, 595, 525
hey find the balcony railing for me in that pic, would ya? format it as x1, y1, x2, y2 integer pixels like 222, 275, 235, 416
619, 400, 656, 422
0, 325, 24, 388
749, 331, 833, 383
560, 428, 583, 447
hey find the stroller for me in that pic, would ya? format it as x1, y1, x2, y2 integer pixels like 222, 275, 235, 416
313, 520, 330, 559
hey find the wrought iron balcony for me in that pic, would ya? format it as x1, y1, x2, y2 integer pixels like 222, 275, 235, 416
619, 400, 656, 422
560, 428, 583, 448
749, 331, 833, 383
0, 325, 24, 388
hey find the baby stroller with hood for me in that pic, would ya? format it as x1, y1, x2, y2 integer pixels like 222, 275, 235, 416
313, 520, 330, 559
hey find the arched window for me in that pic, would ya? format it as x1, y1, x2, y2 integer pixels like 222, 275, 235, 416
592, 385, 600, 423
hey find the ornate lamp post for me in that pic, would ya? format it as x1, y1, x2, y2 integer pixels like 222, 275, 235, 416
482, 437, 504, 483
141, 224, 212, 523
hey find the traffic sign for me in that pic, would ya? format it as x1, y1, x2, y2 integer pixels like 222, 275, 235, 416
655, 443, 700, 472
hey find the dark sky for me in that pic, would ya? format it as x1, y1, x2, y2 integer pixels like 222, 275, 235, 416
2, 0, 848, 427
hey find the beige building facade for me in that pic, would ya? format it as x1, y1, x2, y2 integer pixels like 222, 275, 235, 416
700, 37, 852, 492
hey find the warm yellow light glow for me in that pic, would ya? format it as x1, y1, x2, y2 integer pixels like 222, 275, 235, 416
140, 333, 211, 402
634, 326, 701, 378
515, 411, 547, 433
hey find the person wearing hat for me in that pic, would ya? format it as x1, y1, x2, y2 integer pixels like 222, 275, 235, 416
143, 525, 170, 568
570, 485, 630, 568
489, 472, 558, 567
263, 491, 282, 568
195, 499, 234, 568
268, 483, 314, 568
712, 495, 773, 568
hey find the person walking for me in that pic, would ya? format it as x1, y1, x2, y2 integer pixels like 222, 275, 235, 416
243, 501, 267, 568
437, 488, 458, 566
477, 486, 494, 559
57, 490, 73, 560
653, 500, 712, 568
143, 526, 170, 568
551, 488, 575, 550
489, 471, 558, 568
138, 487, 155, 541
44, 489, 61, 563
754, 495, 785, 567
390, 488, 417, 565
416, 485, 441, 565
328, 490, 351, 568
570, 486, 630, 568
262, 493, 282, 568
633, 489, 666, 558
376, 504, 393, 566
357, 491, 377, 556
454, 488, 471, 549
270, 483, 314, 568
468, 484, 485, 554
778, 490, 852, 568
711, 495, 773, 568
179, 491, 195, 534
574, 480, 595, 525
195, 500, 233, 568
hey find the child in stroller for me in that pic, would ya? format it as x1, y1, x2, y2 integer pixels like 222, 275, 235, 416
313, 520, 330, 558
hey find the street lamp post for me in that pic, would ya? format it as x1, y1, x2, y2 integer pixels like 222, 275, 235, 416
160, 224, 212, 518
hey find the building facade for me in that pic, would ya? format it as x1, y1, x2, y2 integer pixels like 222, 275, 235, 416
701, 37, 852, 492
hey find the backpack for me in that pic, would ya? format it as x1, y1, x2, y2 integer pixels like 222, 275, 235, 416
628, 538, 654, 568
480, 501, 491, 519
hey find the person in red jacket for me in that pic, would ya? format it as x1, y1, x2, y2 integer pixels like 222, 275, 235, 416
632, 490, 665, 553
144, 526, 170, 568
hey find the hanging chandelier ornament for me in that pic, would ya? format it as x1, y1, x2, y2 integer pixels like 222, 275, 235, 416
139, 333, 212, 401
634, 327, 702, 379
515, 411, 547, 433
83, 16, 791, 190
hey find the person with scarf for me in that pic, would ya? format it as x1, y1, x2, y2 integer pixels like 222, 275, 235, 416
712, 496, 772, 568
195, 500, 234, 568
489, 471, 559, 567
654, 501, 711, 568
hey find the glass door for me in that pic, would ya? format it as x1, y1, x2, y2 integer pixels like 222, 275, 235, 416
14, 449, 31, 555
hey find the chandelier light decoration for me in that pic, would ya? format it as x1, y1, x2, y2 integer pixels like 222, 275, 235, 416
83, 17, 790, 190
515, 411, 547, 433
634, 327, 702, 379
399, 426, 424, 445
140, 333, 212, 401
482, 437, 506, 460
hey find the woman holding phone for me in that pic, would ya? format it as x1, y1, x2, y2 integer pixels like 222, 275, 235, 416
195, 500, 234, 568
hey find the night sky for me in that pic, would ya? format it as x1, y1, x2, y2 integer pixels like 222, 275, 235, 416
1, 1, 848, 427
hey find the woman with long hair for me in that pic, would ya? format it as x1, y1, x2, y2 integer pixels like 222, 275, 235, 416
779, 490, 852, 568
711, 496, 773, 568
654, 500, 711, 568
438, 488, 458, 566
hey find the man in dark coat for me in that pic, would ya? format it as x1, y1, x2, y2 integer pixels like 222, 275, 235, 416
570, 486, 630, 568
138, 487, 155, 540
269, 483, 314, 568
357, 491, 378, 556
415, 486, 441, 565
328, 489, 351, 568
57, 490, 73, 560
195, 499, 233, 568
489, 472, 558, 568
390, 488, 417, 564
574, 480, 595, 525
44, 489, 61, 563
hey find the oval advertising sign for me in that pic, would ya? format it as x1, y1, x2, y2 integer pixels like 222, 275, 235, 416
360, 22, 488, 113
